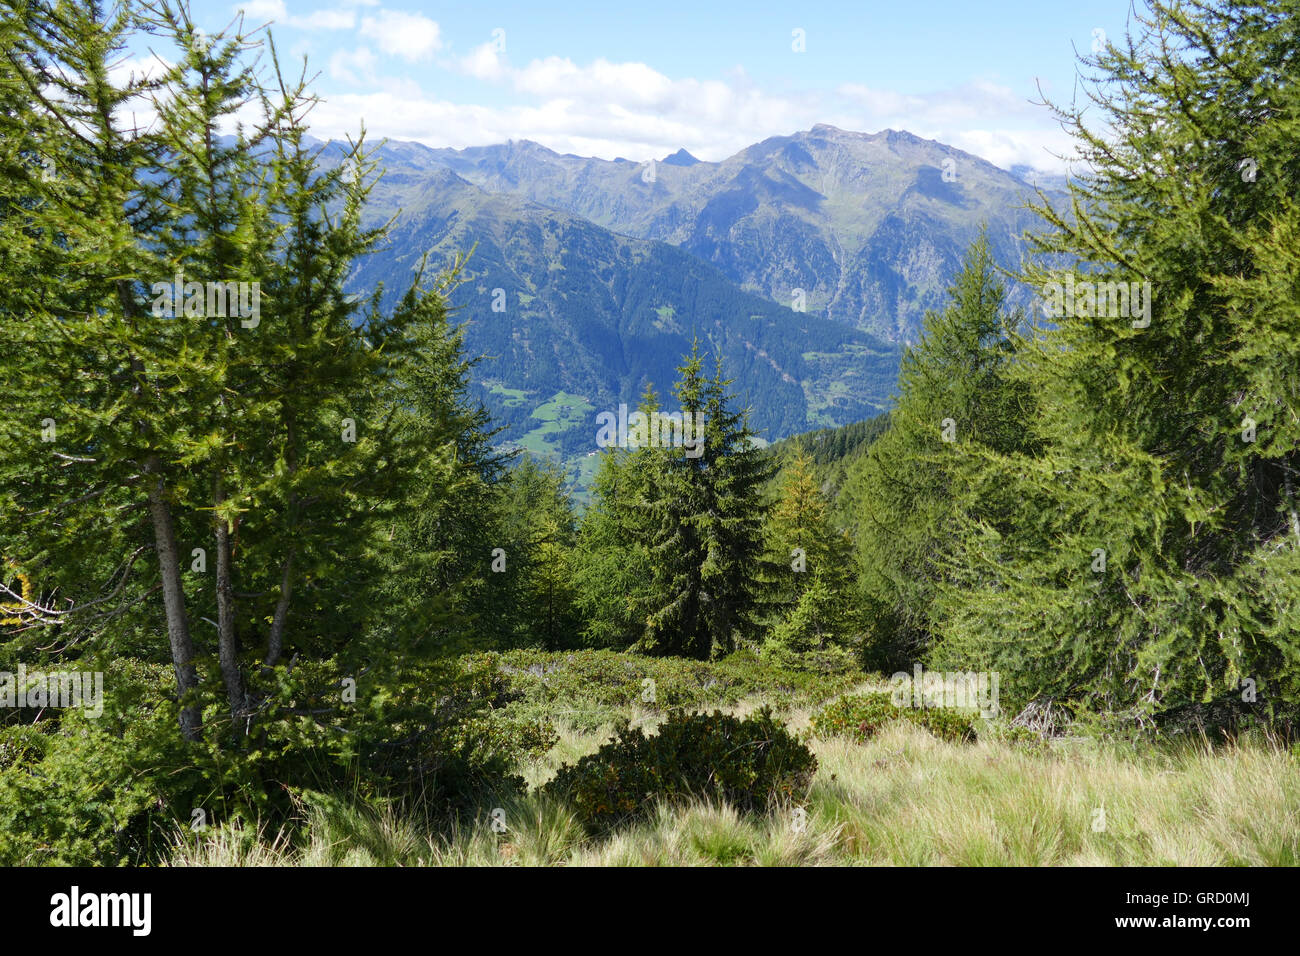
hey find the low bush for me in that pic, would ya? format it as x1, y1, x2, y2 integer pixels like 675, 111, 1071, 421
811, 692, 979, 744
461, 648, 859, 731
545, 708, 817, 833
0, 653, 553, 865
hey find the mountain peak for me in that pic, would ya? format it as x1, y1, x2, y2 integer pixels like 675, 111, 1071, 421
804, 125, 930, 147
879, 128, 925, 143
661, 147, 701, 166
505, 138, 555, 155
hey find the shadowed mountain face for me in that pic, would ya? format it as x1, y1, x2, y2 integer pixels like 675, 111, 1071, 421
406, 124, 1058, 344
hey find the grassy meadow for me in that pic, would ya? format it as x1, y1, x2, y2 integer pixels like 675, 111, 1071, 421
170, 652, 1300, 868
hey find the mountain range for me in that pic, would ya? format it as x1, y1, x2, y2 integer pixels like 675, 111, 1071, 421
320, 125, 1061, 489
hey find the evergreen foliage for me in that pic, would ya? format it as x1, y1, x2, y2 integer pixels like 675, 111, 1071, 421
841, 231, 1031, 668
934, 0, 1300, 725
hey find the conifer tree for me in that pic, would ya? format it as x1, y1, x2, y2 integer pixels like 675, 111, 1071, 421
843, 232, 1029, 667
936, 0, 1300, 722
494, 456, 579, 649
0, 0, 208, 736
367, 252, 515, 658
0, 1, 477, 741
764, 449, 857, 654
571, 387, 661, 648
641, 346, 775, 658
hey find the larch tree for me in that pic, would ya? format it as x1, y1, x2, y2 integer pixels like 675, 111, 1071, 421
935, 0, 1300, 724
843, 231, 1030, 669
764, 449, 858, 654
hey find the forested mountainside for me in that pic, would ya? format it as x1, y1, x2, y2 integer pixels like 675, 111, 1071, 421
327, 153, 899, 479
320, 126, 1059, 483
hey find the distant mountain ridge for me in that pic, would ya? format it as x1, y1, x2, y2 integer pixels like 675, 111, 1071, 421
399, 124, 1060, 343
310, 126, 1058, 489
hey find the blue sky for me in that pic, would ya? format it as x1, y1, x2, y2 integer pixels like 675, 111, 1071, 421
156, 0, 1138, 171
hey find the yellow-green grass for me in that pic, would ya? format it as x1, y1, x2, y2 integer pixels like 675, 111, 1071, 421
170, 702, 1300, 867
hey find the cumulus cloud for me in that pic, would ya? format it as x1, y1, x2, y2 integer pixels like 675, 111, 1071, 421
460, 42, 506, 81
945, 128, 1080, 176
836, 79, 1078, 171
329, 46, 378, 86
295, 8, 355, 29
359, 10, 441, 60
258, 20, 1074, 174
234, 0, 287, 21
303, 72, 823, 167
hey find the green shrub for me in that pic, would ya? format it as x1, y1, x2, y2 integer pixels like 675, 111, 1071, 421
0, 653, 550, 865
0, 723, 48, 770
811, 692, 979, 744
545, 708, 817, 833
0, 659, 194, 865
461, 648, 859, 730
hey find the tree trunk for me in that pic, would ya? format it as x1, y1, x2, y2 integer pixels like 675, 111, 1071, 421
264, 552, 293, 668
119, 277, 203, 739
1285, 468, 1300, 546
265, 408, 298, 668
144, 457, 202, 740
214, 476, 246, 727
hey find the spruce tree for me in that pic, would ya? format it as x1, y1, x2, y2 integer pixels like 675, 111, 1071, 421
641, 346, 775, 658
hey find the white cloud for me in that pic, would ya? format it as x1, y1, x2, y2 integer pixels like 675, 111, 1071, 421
295, 8, 355, 29
108, 52, 172, 87
460, 42, 506, 82
513, 57, 673, 106
945, 128, 1080, 175
836, 79, 1077, 172
835, 84, 925, 116
95, 53, 174, 136
233, 1, 355, 30
329, 46, 377, 86
235, 0, 287, 21
305, 82, 816, 167
401, 54, 816, 161
359, 10, 441, 60
303, 42, 1076, 174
